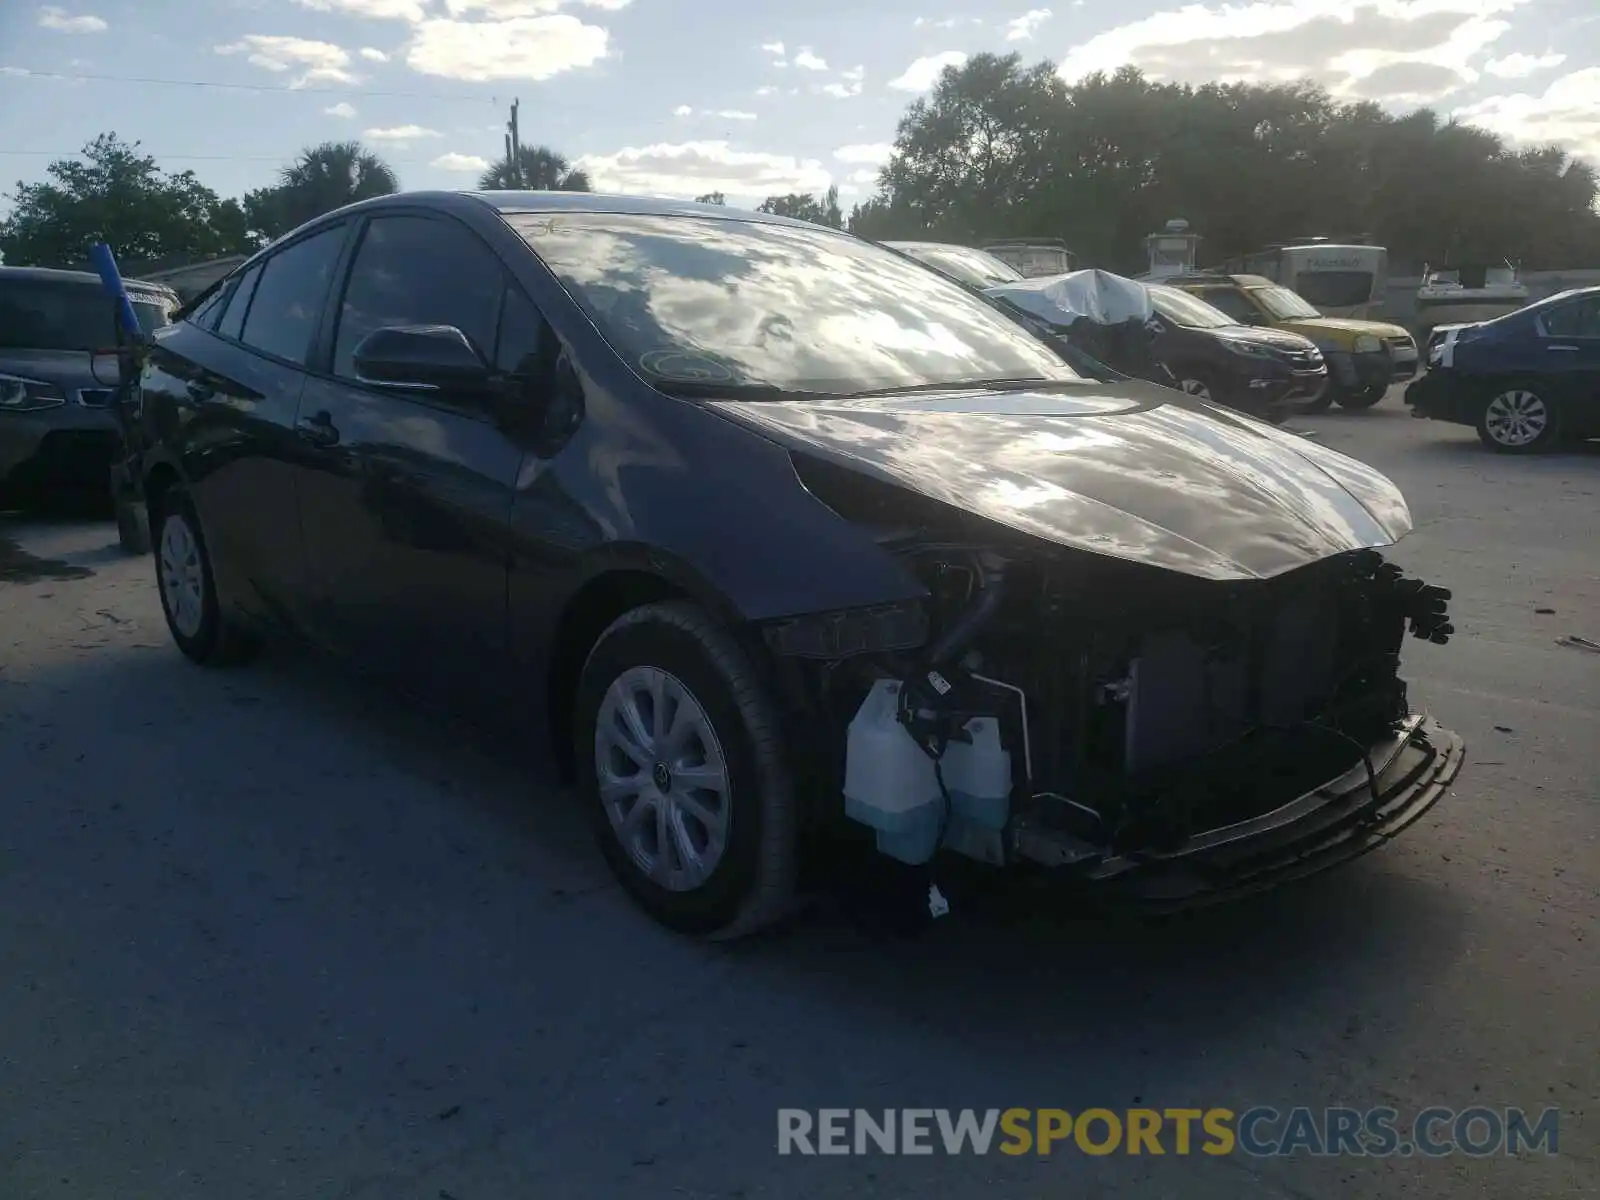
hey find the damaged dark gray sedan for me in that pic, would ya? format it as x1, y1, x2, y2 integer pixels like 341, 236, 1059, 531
136, 192, 1463, 937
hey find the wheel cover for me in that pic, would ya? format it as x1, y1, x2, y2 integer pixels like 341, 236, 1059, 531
1179, 378, 1211, 401
594, 665, 731, 892
158, 512, 205, 639
1484, 390, 1547, 446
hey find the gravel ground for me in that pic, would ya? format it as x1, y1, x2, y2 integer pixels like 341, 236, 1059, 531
2, 397, 1596, 1199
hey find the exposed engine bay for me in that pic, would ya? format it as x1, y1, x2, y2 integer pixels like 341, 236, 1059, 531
761, 456, 1458, 898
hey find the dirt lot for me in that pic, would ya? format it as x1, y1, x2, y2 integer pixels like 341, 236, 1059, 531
2, 398, 1596, 1200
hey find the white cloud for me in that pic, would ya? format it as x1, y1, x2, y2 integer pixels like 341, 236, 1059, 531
794, 47, 828, 70
214, 35, 358, 86
714, 109, 757, 120
575, 140, 833, 198
847, 168, 879, 185
364, 123, 443, 140
292, 0, 425, 20
913, 16, 962, 29
760, 40, 785, 55
406, 14, 608, 80
889, 50, 967, 91
821, 81, 863, 98
432, 151, 491, 171
324, 101, 359, 117
834, 142, 893, 165
1484, 51, 1565, 79
359, 46, 389, 61
1006, 8, 1052, 41
1454, 68, 1600, 161
673, 104, 693, 115
441, 0, 629, 13
1057, 0, 1527, 103
38, 7, 107, 33
755, 85, 778, 96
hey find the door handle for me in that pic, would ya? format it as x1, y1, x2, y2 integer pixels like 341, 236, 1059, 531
1547, 344, 1579, 352
295, 410, 340, 446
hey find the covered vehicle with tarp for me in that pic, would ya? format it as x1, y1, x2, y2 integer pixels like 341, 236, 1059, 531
984, 269, 1175, 388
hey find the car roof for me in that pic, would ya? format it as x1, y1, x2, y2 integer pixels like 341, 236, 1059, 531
0, 264, 174, 295
1171, 272, 1275, 288
320, 189, 839, 233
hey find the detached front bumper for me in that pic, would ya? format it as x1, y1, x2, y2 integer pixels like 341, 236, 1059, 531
1406, 370, 1480, 426
1014, 715, 1463, 911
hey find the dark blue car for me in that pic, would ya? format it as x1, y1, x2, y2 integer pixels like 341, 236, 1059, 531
136, 191, 1463, 936
1407, 285, 1600, 452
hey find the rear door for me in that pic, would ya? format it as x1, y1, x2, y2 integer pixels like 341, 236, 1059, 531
1536, 293, 1600, 425
142, 224, 350, 623
293, 210, 527, 705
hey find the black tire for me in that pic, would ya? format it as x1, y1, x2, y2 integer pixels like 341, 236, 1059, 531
1302, 386, 1335, 413
1335, 384, 1386, 410
1475, 383, 1562, 454
575, 600, 798, 938
115, 497, 150, 555
151, 486, 260, 666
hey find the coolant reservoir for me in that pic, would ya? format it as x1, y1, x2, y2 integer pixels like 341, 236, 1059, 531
844, 680, 944, 865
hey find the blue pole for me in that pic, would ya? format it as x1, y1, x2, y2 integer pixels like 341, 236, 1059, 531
89, 242, 144, 343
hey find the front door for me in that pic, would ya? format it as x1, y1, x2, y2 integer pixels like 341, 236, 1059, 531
293, 212, 527, 707
1537, 292, 1600, 427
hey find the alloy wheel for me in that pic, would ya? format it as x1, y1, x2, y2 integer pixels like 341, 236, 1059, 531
1483, 390, 1548, 448
158, 512, 206, 639
594, 665, 731, 892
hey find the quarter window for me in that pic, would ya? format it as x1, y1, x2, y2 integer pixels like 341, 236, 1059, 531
238, 225, 346, 365
331, 215, 505, 380
1541, 296, 1600, 338
214, 264, 262, 342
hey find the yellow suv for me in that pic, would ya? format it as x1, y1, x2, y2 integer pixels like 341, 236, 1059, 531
1169, 273, 1417, 410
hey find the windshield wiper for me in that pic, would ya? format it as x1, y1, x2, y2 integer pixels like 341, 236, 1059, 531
837, 377, 1084, 399
648, 379, 831, 401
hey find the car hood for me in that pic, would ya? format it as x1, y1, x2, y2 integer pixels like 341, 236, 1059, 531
0, 348, 107, 390
1211, 325, 1319, 352
1277, 316, 1411, 342
707, 384, 1412, 581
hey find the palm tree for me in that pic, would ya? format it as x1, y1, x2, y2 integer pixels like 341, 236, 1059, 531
247, 141, 399, 240
477, 145, 591, 192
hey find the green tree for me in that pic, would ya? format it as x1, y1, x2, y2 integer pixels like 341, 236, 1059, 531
243, 140, 399, 243
0, 134, 254, 268
756, 185, 844, 228
695, 191, 727, 204
477, 145, 591, 191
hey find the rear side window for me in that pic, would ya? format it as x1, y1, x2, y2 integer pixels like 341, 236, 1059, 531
1541, 296, 1600, 338
215, 264, 262, 342
239, 225, 346, 366
331, 214, 504, 379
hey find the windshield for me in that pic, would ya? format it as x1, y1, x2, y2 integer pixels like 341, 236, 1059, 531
1149, 285, 1235, 329
512, 213, 1083, 395
0, 278, 171, 351
895, 244, 1024, 289
1252, 285, 1321, 320
1294, 271, 1374, 310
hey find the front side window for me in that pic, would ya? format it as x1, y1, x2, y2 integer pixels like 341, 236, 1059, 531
239, 225, 345, 366
1252, 286, 1321, 321
508, 212, 1083, 395
1540, 295, 1600, 339
332, 215, 505, 379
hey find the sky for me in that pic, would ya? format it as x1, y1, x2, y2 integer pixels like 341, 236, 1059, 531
0, 0, 1596, 216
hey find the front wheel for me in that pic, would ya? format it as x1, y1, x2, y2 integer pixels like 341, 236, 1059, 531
1301, 387, 1335, 414
1336, 384, 1387, 410
1476, 385, 1561, 454
575, 600, 798, 938
153, 488, 260, 665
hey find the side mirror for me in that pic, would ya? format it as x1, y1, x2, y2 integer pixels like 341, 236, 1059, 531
352, 325, 493, 392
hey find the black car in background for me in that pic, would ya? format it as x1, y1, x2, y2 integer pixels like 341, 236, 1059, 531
135, 191, 1462, 937
0, 266, 175, 504
1144, 285, 1327, 420
1407, 285, 1600, 453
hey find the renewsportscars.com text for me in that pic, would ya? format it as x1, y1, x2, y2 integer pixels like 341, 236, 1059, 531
777, 1107, 1560, 1158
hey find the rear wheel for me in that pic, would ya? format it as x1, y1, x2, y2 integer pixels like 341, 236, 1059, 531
1336, 384, 1387, 410
1476, 385, 1561, 453
153, 487, 260, 665
575, 600, 798, 938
